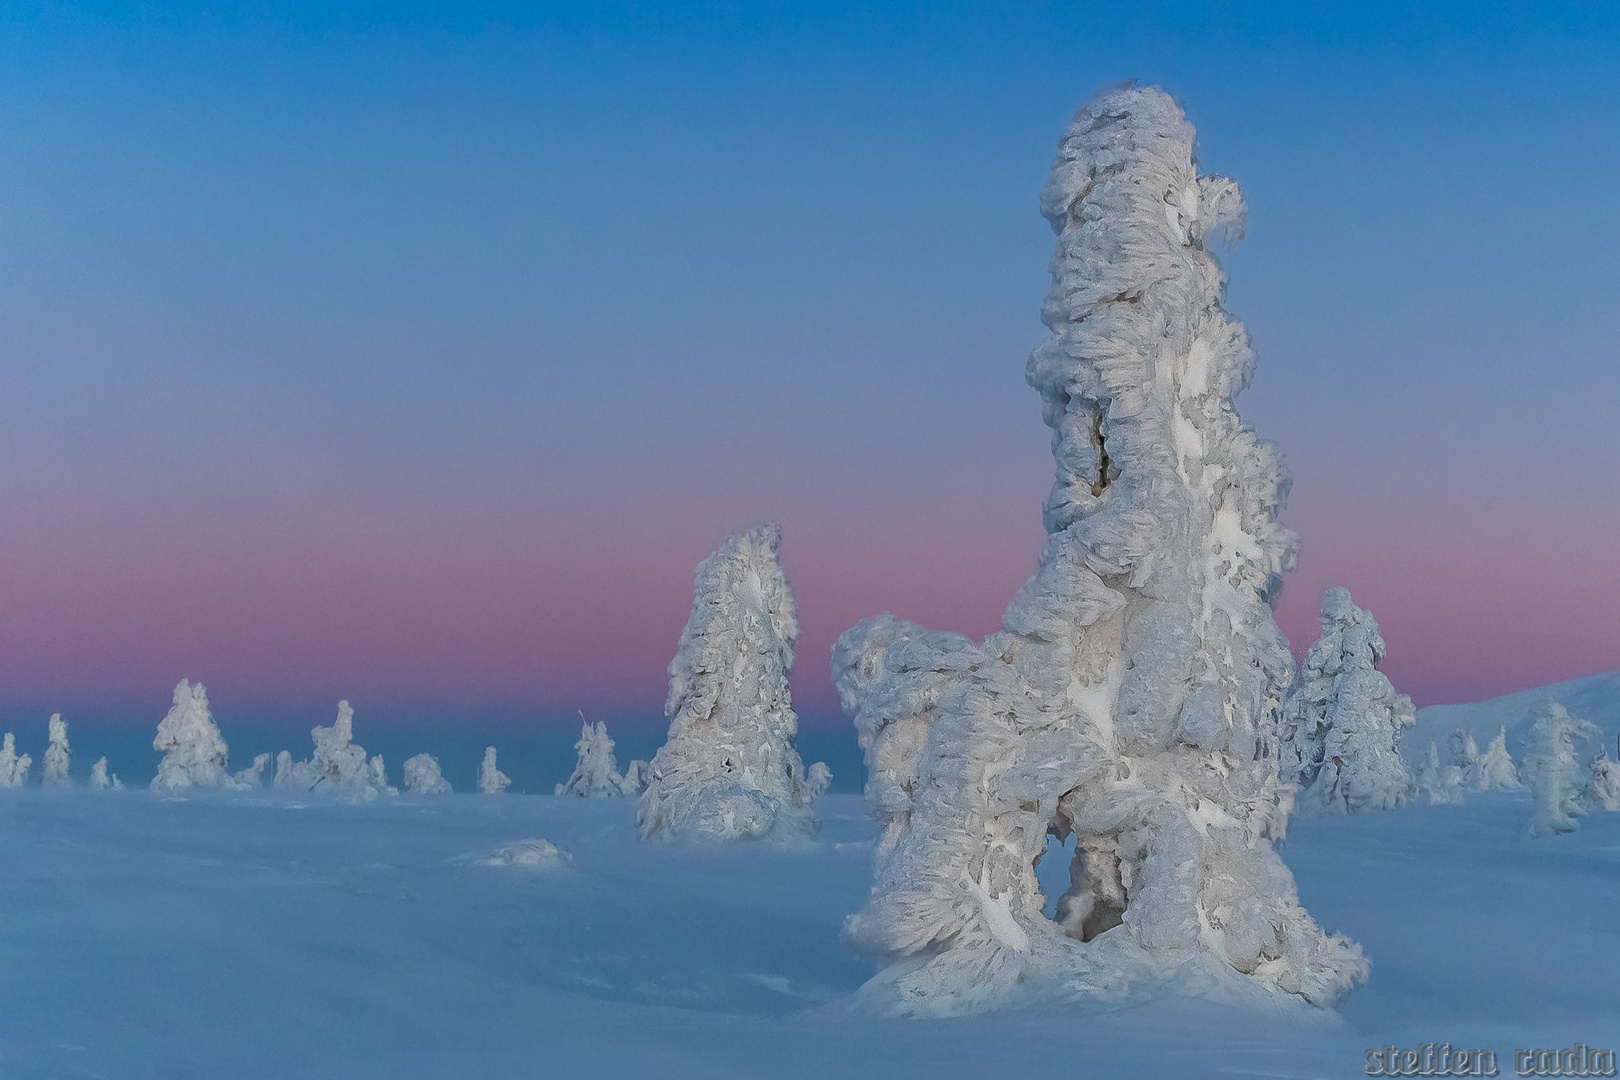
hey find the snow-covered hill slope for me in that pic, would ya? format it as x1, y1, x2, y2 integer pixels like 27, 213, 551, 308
2, 788, 1616, 1078
1410, 669, 1620, 761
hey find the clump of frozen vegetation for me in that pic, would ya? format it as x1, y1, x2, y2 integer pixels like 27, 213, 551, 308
234, 754, 270, 788
1413, 742, 1463, 805
1472, 727, 1520, 790
639, 525, 830, 841
479, 747, 510, 794
556, 720, 636, 797
403, 753, 453, 795
152, 679, 252, 792
620, 758, 649, 794
830, 85, 1366, 1016
1587, 752, 1620, 812
0, 733, 32, 787
273, 701, 395, 800
89, 757, 122, 790
1449, 729, 1479, 787
42, 714, 71, 786
1523, 702, 1599, 837
1282, 588, 1416, 814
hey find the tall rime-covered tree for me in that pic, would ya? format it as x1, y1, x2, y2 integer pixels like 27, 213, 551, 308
1523, 702, 1598, 837
1281, 588, 1415, 814
0, 733, 31, 787
830, 84, 1366, 1015
640, 526, 829, 841
1473, 726, 1520, 790
152, 680, 245, 792
42, 714, 71, 786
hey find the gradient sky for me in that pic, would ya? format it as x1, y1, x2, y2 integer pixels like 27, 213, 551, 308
1, 1, 1616, 730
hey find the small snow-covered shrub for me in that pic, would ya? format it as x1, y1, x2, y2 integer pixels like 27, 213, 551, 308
1473, 726, 1520, 791
0, 733, 32, 787
403, 753, 453, 795
1414, 742, 1463, 805
152, 679, 249, 792
42, 714, 71, 786
556, 721, 632, 797
89, 757, 123, 791
639, 525, 829, 841
1523, 702, 1599, 837
1585, 753, 1620, 812
1282, 588, 1416, 814
273, 701, 395, 800
479, 747, 510, 794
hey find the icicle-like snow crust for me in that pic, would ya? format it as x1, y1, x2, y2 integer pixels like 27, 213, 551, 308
1281, 588, 1415, 814
831, 85, 1367, 1015
639, 525, 830, 841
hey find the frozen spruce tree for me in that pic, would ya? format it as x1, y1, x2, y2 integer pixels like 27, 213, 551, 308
556, 719, 632, 797
89, 757, 123, 790
1586, 753, 1620, 812
42, 714, 71, 786
830, 85, 1366, 1015
478, 746, 510, 794
1413, 741, 1462, 805
152, 679, 248, 792
403, 753, 453, 795
639, 525, 830, 841
273, 701, 394, 800
0, 733, 31, 787
1473, 726, 1520, 790
1523, 702, 1598, 837
1282, 588, 1416, 814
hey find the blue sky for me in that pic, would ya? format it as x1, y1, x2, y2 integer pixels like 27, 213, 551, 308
0, 1, 1615, 723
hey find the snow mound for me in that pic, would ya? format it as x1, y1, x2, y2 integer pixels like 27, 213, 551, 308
830, 84, 1365, 1016
273, 701, 396, 801
640, 525, 828, 841
472, 839, 571, 869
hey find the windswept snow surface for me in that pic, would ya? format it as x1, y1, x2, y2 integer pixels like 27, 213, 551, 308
1, 785, 1617, 1078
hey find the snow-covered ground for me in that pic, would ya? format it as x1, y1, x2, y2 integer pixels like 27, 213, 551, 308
3, 756, 1617, 1077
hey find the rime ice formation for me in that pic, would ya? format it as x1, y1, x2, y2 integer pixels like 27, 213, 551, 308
1586, 754, 1620, 812
152, 679, 248, 792
639, 525, 829, 841
273, 701, 395, 800
620, 759, 650, 795
42, 714, 71, 786
1282, 589, 1416, 814
1523, 703, 1598, 837
0, 733, 31, 787
479, 747, 511, 795
556, 721, 632, 797
1473, 727, 1520, 791
829, 85, 1366, 1015
234, 754, 270, 788
89, 757, 122, 790
404, 753, 453, 795
1413, 742, 1462, 805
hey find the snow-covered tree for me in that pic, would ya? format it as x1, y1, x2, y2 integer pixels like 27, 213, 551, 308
830, 85, 1366, 1015
403, 753, 453, 795
89, 757, 123, 791
556, 720, 633, 797
1413, 741, 1463, 805
152, 679, 248, 792
1281, 588, 1416, 814
639, 525, 830, 841
620, 759, 650, 794
1523, 702, 1599, 837
1449, 729, 1479, 785
234, 753, 270, 788
0, 733, 31, 787
1472, 726, 1520, 790
42, 714, 71, 786
1584, 753, 1620, 812
273, 701, 394, 800
478, 746, 510, 794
